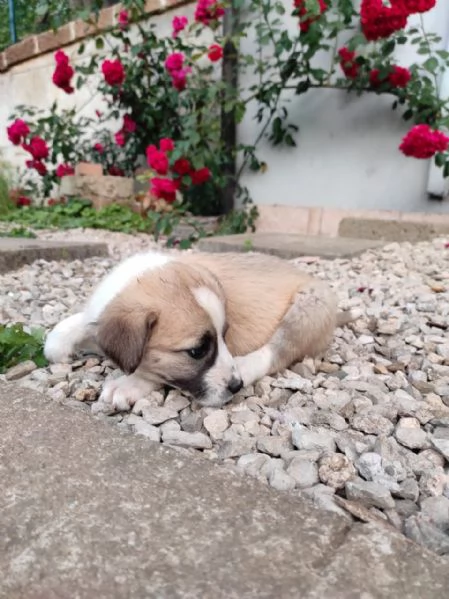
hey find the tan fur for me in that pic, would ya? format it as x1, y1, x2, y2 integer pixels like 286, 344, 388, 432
178, 252, 335, 357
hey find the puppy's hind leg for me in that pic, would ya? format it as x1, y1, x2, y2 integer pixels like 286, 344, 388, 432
44, 312, 90, 363
235, 281, 338, 387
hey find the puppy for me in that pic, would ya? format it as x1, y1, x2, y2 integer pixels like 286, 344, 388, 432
44, 250, 355, 410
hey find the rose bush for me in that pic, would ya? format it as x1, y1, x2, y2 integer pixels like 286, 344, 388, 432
6, 0, 449, 219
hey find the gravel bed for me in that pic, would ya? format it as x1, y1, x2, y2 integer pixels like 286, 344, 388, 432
2, 228, 449, 556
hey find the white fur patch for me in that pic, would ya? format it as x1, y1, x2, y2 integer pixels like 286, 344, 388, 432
44, 312, 85, 363
234, 346, 273, 387
193, 287, 226, 334
193, 286, 240, 395
85, 251, 172, 323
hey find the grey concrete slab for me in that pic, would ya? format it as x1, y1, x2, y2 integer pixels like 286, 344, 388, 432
339, 217, 449, 242
0, 238, 108, 273
1, 383, 448, 599
198, 233, 384, 259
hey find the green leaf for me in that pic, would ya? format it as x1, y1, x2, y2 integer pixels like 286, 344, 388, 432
296, 80, 310, 94
435, 153, 445, 167
382, 40, 396, 56
423, 57, 439, 73
95, 37, 104, 50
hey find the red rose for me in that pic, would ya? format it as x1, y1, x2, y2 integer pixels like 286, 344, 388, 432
338, 47, 359, 79
150, 177, 179, 203
294, 0, 327, 32
165, 52, 185, 73
56, 164, 75, 177
123, 114, 136, 133
7, 119, 30, 145
370, 65, 411, 88
26, 159, 47, 176
397, 0, 435, 14
52, 50, 74, 94
108, 166, 125, 176
172, 15, 188, 37
369, 68, 381, 86
147, 149, 169, 175
194, 0, 225, 25
208, 44, 223, 62
118, 9, 129, 29
102, 59, 126, 86
115, 131, 126, 146
400, 124, 449, 159
23, 136, 49, 160
171, 68, 190, 91
190, 167, 211, 185
93, 143, 105, 153
173, 158, 191, 176
388, 65, 411, 88
160, 138, 175, 152
361, 0, 408, 41
16, 196, 32, 207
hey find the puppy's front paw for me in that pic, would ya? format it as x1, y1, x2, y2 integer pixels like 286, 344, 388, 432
98, 374, 157, 412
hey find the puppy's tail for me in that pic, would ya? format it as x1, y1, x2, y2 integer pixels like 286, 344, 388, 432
336, 308, 363, 327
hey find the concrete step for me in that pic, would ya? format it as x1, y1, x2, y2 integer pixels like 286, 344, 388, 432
198, 233, 384, 259
339, 217, 449, 242
1, 383, 448, 598
0, 238, 108, 273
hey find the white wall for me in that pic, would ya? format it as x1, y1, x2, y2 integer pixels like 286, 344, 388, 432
238, 0, 449, 213
1, 0, 449, 213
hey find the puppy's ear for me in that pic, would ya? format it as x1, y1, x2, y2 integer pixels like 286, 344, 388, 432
96, 306, 157, 374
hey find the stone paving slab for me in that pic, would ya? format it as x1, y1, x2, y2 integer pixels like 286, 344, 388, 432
198, 233, 384, 259
0, 238, 109, 273
339, 217, 449, 242
1, 383, 449, 599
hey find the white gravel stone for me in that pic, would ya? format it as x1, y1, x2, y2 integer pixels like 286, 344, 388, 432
132, 419, 161, 442
203, 410, 229, 436
319, 453, 356, 489
237, 453, 270, 478
142, 406, 179, 425
272, 376, 313, 393
351, 412, 395, 436
161, 430, 212, 449
286, 458, 319, 489
164, 391, 190, 412
5, 360, 37, 380
430, 438, 449, 462
256, 436, 292, 457
345, 479, 395, 510
395, 417, 429, 449
268, 469, 296, 491
291, 424, 336, 454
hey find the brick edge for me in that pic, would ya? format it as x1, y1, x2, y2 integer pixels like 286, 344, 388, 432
0, 0, 192, 73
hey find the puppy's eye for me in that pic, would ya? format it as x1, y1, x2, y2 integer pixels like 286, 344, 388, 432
186, 335, 211, 360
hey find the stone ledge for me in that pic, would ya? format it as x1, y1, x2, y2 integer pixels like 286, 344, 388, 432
339, 217, 449, 242
0, 0, 192, 73
256, 205, 449, 238
198, 233, 384, 259
0, 238, 108, 273
1, 382, 449, 598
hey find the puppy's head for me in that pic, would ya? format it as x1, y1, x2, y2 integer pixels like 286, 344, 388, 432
96, 262, 242, 407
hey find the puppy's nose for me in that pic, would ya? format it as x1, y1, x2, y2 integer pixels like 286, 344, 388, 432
227, 377, 243, 394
